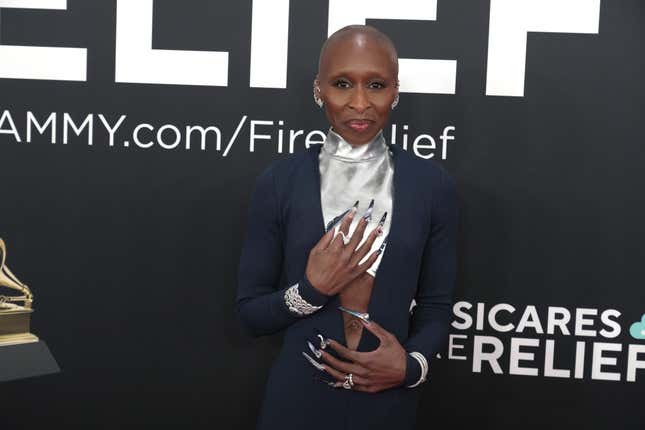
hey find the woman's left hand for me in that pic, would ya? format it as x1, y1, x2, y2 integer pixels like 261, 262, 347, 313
318, 319, 407, 393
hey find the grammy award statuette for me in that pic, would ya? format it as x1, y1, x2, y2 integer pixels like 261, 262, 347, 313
0, 238, 38, 346
0, 238, 59, 382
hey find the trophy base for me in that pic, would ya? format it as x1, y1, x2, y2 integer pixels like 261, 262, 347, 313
0, 308, 34, 344
0, 340, 60, 382
0, 332, 39, 346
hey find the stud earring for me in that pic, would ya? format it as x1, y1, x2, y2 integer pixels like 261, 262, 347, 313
313, 85, 323, 108
391, 94, 399, 110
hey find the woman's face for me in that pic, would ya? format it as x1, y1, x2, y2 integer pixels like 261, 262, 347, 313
316, 35, 398, 145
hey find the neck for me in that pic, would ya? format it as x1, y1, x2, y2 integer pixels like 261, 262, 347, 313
322, 128, 387, 162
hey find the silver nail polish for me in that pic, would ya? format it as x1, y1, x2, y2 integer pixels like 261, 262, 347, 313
338, 306, 370, 323
377, 234, 389, 253
361, 199, 375, 222
377, 211, 388, 227
316, 334, 330, 350
302, 351, 325, 371
326, 208, 349, 232
307, 341, 322, 359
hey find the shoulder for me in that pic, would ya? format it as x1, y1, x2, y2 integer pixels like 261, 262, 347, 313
391, 145, 457, 221
392, 145, 456, 193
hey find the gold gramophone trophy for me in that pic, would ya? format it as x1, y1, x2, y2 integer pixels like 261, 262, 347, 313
0, 238, 39, 346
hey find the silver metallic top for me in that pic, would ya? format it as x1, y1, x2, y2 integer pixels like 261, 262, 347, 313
319, 128, 394, 276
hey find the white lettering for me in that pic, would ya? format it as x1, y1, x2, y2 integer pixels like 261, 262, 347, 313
547, 306, 571, 336
488, 303, 515, 333
157, 124, 181, 150
27, 111, 56, 143
627, 345, 645, 382
575, 308, 597, 337
304, 130, 325, 148
473, 335, 503, 374
98, 114, 127, 147
133, 123, 154, 148
0, 110, 21, 142
452, 301, 473, 330
115, 0, 228, 86
0, 0, 86, 81
449, 334, 468, 360
591, 342, 621, 381
509, 337, 539, 376
63, 113, 93, 145
327, 0, 456, 94
516, 305, 544, 334
250, 0, 290, 88
249, 120, 273, 152
440, 126, 455, 160
486, 0, 601, 96
412, 134, 436, 159
599, 309, 621, 338
544, 339, 570, 378
186, 125, 221, 151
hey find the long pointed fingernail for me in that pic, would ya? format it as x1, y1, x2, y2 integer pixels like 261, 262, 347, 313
362, 199, 375, 222
314, 375, 336, 386
377, 211, 387, 227
314, 328, 331, 348
348, 200, 359, 219
302, 351, 325, 371
307, 340, 322, 359
315, 333, 331, 350
338, 306, 370, 322
378, 234, 388, 251
326, 208, 350, 232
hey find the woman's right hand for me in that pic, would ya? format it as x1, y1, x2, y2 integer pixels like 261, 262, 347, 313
304, 208, 383, 297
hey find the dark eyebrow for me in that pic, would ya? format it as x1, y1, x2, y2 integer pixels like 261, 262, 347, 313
327, 71, 390, 81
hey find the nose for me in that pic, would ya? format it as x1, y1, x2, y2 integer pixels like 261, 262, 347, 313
348, 87, 370, 114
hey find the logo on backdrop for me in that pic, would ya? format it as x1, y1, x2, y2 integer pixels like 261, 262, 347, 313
441, 301, 645, 382
630, 315, 645, 340
0, 0, 601, 97
0, 110, 456, 158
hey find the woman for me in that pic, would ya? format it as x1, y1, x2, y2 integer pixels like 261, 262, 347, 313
237, 25, 458, 430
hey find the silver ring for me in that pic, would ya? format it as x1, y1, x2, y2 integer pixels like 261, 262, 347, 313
338, 230, 351, 245
343, 373, 354, 389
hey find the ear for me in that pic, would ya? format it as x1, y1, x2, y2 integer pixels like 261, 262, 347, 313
390, 79, 400, 109
313, 77, 324, 108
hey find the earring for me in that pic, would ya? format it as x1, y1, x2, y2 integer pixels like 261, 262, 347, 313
391, 94, 399, 110
313, 85, 323, 108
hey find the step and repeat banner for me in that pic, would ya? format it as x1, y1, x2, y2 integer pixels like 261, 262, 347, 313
1, 1, 643, 428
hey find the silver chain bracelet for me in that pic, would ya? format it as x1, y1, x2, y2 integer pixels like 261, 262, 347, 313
406, 351, 429, 388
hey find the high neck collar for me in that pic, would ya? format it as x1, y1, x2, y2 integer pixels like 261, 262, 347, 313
321, 128, 387, 162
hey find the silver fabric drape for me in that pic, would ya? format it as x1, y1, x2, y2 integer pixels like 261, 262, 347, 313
318, 128, 394, 276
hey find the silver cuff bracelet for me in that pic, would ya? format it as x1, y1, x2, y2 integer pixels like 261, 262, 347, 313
284, 283, 323, 316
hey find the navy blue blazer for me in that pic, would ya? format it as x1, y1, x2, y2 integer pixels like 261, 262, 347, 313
236, 141, 458, 430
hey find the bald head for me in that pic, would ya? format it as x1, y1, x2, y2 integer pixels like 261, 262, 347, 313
318, 25, 399, 75
313, 25, 399, 145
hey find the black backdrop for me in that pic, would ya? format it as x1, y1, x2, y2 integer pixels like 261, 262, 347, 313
1, 1, 644, 429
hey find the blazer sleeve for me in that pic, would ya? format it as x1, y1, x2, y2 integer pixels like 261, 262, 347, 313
402, 167, 458, 386
236, 164, 329, 337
